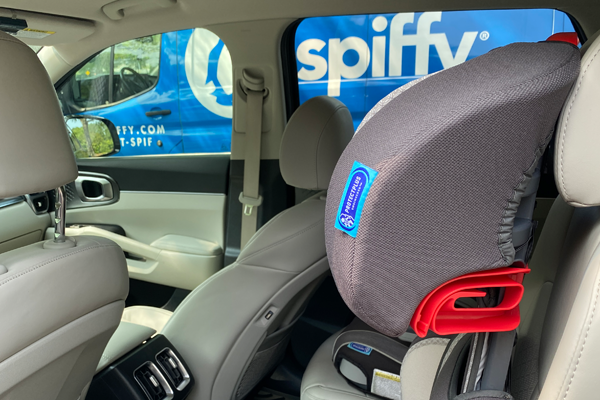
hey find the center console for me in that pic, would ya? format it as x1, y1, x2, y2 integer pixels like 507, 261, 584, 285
87, 335, 194, 400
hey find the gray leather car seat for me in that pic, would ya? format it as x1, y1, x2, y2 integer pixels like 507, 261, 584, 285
0, 32, 129, 399
301, 36, 596, 400
120, 95, 355, 399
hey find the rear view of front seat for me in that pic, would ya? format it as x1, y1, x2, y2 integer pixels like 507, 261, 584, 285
302, 39, 582, 400
0, 32, 129, 399
122, 95, 355, 399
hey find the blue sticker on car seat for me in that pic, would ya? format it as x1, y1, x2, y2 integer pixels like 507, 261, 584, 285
335, 161, 378, 238
348, 342, 373, 356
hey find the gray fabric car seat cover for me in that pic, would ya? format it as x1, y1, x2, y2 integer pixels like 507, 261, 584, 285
325, 42, 580, 337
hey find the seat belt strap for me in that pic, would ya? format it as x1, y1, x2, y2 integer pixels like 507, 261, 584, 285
479, 330, 515, 391
239, 70, 265, 249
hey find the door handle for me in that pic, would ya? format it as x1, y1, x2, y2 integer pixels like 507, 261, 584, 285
145, 109, 171, 117
75, 176, 114, 202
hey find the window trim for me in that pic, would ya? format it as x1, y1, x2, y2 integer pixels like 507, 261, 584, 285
281, 19, 302, 121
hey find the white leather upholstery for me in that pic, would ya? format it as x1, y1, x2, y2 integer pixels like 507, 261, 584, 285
121, 305, 173, 333
507, 196, 600, 400
554, 36, 600, 206
162, 194, 330, 400
0, 236, 128, 399
279, 96, 355, 190
97, 321, 156, 373
400, 338, 448, 400
118, 96, 354, 399
0, 34, 128, 400
0, 31, 77, 198
537, 208, 600, 400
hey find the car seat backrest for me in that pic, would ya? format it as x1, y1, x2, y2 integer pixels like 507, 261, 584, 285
161, 95, 355, 400
324, 41, 580, 338
0, 31, 128, 400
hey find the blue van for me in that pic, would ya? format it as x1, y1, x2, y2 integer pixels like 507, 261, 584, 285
57, 9, 574, 157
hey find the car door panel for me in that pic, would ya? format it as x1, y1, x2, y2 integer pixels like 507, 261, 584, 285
0, 199, 51, 253
59, 182, 226, 290
69, 154, 228, 292
55, 30, 233, 303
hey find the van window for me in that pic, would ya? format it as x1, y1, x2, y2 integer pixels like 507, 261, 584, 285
293, 9, 576, 129
113, 35, 161, 102
57, 29, 233, 157
70, 47, 112, 109
61, 35, 161, 111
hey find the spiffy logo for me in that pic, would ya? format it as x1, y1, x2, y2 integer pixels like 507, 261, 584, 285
297, 12, 478, 96
185, 28, 233, 118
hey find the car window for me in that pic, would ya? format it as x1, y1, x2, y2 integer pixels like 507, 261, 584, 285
57, 29, 233, 157
293, 9, 576, 130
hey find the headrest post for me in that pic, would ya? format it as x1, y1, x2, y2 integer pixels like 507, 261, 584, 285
53, 186, 66, 243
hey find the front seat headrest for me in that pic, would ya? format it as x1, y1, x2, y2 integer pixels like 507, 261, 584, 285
0, 32, 77, 198
280, 96, 354, 190
555, 32, 600, 206
325, 42, 580, 337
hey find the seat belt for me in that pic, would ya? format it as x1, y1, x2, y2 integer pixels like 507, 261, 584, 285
239, 70, 266, 249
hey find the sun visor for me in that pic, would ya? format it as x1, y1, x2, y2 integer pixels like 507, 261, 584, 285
0, 8, 94, 46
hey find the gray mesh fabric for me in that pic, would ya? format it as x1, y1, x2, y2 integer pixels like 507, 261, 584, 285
325, 42, 580, 337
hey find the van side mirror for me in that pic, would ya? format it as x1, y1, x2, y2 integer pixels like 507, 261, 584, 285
65, 116, 120, 158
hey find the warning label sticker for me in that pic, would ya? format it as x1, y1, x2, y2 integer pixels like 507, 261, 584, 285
372, 369, 401, 400
15, 28, 55, 39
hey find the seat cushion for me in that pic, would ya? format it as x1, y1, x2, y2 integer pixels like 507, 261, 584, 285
302, 331, 449, 400
121, 306, 173, 333
301, 334, 369, 400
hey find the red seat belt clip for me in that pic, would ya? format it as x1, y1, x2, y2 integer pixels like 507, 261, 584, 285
410, 261, 530, 337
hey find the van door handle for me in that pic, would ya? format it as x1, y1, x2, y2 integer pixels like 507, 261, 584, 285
145, 109, 171, 117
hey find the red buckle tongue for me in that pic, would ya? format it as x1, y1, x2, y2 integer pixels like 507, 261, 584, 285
410, 261, 530, 337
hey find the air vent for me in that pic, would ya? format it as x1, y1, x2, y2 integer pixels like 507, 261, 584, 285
134, 362, 173, 400
156, 348, 190, 391
25, 192, 49, 215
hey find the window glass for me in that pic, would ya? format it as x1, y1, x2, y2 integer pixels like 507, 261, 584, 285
294, 9, 576, 130
57, 29, 233, 158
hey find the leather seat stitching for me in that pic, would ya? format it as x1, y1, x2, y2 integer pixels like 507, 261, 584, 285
237, 217, 324, 263
562, 264, 600, 399
559, 44, 600, 203
0, 244, 119, 288
302, 385, 369, 400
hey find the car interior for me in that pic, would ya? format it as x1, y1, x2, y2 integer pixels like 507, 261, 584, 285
0, 1, 600, 400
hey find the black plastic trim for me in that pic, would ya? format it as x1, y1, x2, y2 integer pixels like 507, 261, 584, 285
88, 335, 193, 400
76, 154, 230, 193
565, 10, 587, 45
281, 19, 303, 121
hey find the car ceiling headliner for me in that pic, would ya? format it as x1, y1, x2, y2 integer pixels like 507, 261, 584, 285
3, 0, 599, 67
